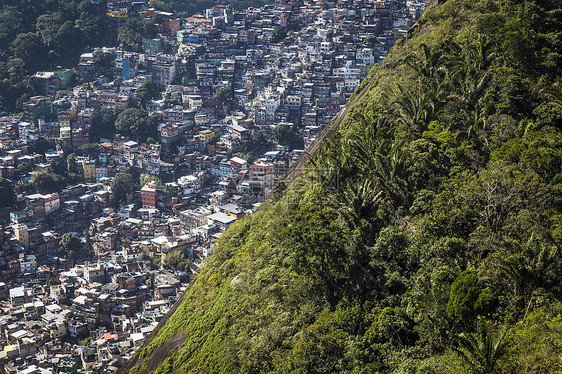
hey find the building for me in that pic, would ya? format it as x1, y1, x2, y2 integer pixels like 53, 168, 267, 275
179, 208, 212, 231
14, 224, 29, 249
141, 183, 163, 209
22, 96, 52, 124
82, 160, 96, 183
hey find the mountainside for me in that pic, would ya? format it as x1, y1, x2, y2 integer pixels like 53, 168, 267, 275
124, 0, 562, 372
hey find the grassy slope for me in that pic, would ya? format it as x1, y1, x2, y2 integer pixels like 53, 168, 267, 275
125, 0, 562, 372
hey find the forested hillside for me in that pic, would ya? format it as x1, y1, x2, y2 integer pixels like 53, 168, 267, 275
0, 0, 113, 112
124, 0, 562, 372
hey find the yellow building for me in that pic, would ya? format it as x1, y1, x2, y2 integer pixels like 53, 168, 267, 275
59, 126, 71, 139
82, 160, 96, 183
14, 224, 29, 249
198, 130, 215, 142
106, 10, 128, 18
4, 344, 18, 359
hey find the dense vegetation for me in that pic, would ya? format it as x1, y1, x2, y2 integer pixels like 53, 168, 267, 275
126, 0, 562, 372
0, 0, 111, 112
0, 1, 166, 113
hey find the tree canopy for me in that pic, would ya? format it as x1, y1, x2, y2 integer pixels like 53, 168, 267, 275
0, 178, 14, 208
59, 233, 81, 257
110, 173, 135, 207
32, 171, 66, 193
115, 108, 159, 142
0, 0, 109, 111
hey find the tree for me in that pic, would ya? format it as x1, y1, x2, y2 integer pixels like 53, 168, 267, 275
54, 20, 80, 63
238, 191, 257, 210
51, 160, 66, 175
84, 229, 94, 258
116, 108, 147, 138
110, 173, 135, 207
273, 123, 304, 150
215, 87, 232, 103
113, 77, 122, 91
60, 233, 81, 257
75, 12, 104, 46
117, 27, 142, 52
145, 113, 161, 141
447, 271, 480, 320
0, 178, 14, 208
11, 32, 46, 70
453, 320, 509, 374
66, 153, 77, 173
364, 34, 377, 45
93, 50, 112, 67
271, 26, 287, 42
91, 107, 117, 137
46, 276, 61, 286
16, 161, 32, 176
251, 130, 268, 147
140, 173, 163, 188
32, 171, 65, 193
279, 204, 348, 306
164, 248, 192, 272
115, 108, 159, 142
36, 13, 62, 48
135, 81, 158, 108
79, 143, 100, 158
149, 0, 176, 13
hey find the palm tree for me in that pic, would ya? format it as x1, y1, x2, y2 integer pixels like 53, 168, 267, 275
490, 235, 559, 312
333, 178, 383, 231
403, 43, 448, 89
393, 83, 437, 136
454, 320, 509, 374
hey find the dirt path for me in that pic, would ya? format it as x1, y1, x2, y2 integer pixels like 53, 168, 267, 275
283, 72, 379, 181
118, 287, 189, 374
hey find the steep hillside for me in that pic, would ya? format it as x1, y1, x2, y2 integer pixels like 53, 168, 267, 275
124, 0, 562, 372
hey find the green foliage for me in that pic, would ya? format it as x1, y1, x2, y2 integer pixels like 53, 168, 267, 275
0, 178, 14, 208
136, 81, 158, 108
229, 130, 273, 162
115, 108, 159, 142
117, 27, 142, 52
163, 248, 192, 273
214, 87, 232, 103
10, 32, 46, 70
110, 173, 135, 207
84, 229, 94, 257
46, 276, 61, 286
273, 123, 304, 150
271, 26, 286, 43
453, 320, 509, 374
237, 192, 257, 210
78, 143, 100, 158
127, 0, 562, 373
149, 0, 175, 13
139, 173, 163, 188
32, 170, 66, 193
66, 153, 76, 174
15, 161, 33, 176
93, 50, 112, 67
0, 0, 109, 111
279, 203, 347, 306
91, 107, 118, 137
447, 270, 482, 321
59, 233, 81, 257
